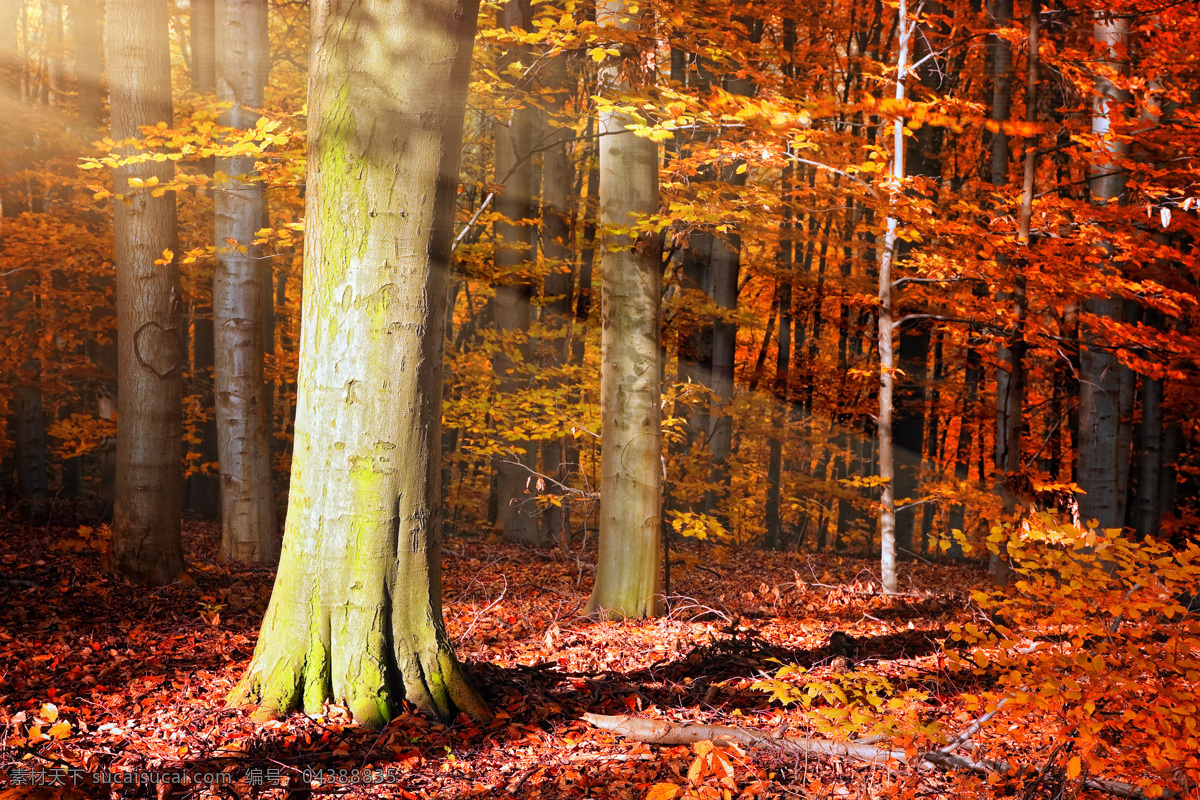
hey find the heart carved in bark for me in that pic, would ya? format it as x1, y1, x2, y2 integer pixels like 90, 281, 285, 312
133, 322, 182, 378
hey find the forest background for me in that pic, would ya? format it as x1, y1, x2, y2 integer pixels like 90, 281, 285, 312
1, 0, 1199, 797
2, 0, 1199, 566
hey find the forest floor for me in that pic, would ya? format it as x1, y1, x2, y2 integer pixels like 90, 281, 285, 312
0, 517, 1163, 800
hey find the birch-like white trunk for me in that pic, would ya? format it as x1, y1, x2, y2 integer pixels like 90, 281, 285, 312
878, 0, 912, 595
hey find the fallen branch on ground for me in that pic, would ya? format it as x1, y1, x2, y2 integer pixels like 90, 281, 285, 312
582, 713, 1174, 800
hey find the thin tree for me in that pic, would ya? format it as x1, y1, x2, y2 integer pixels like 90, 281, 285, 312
105, 0, 187, 585
492, 0, 540, 544
228, 0, 489, 726
213, 0, 277, 563
878, 0, 915, 595
72, 0, 102, 125
586, 0, 663, 619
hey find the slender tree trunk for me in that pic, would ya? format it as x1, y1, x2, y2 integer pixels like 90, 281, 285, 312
919, 330, 943, 552
985, 0, 1012, 187
71, 0, 102, 125
991, 0, 1037, 586
214, 0, 277, 563
40, 0, 60, 105
946, 333, 980, 558
229, 0, 488, 727
877, 0, 913, 595
539, 41, 575, 549
586, 0, 661, 619
1158, 420, 1180, 527
10, 270, 48, 517
1134, 366, 1162, 537
1077, 13, 1130, 532
765, 151, 794, 551
106, 0, 186, 586
188, 306, 220, 517
491, 0, 540, 544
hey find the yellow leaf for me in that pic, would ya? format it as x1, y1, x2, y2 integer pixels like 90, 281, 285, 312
48, 721, 71, 739
736, 163, 747, 174
40, 703, 58, 722
1066, 756, 1081, 779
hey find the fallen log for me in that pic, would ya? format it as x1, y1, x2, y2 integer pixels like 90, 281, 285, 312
582, 713, 1174, 800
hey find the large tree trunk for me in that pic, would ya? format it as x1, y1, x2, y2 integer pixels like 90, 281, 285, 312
1077, 14, 1130, 532
105, 0, 186, 586
586, 0, 661, 619
228, 0, 488, 727
491, 0, 540, 544
214, 0, 277, 563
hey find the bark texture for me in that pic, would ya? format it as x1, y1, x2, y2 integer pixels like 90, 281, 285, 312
214, 0, 278, 563
106, 0, 187, 586
229, 0, 489, 727
1077, 15, 1130, 532
539, 42, 575, 548
191, 0, 216, 92
586, 0, 662, 619
878, 0, 912, 594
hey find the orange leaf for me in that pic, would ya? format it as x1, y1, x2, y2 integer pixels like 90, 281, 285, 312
646, 783, 682, 800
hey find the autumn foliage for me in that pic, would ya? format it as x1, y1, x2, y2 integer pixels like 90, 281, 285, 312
1, 0, 1199, 796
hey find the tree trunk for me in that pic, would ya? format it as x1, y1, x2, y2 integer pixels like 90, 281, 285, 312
877, 0, 913, 595
0, 0, 19, 100
106, 0, 187, 586
214, 0, 277, 563
492, 0, 540, 544
539, 41, 575, 549
228, 0, 488, 727
71, 0, 102, 125
991, 0, 1036, 587
187, 307, 220, 518
191, 0, 216, 92
586, 0, 662, 619
765, 156, 794, 551
1134, 368, 1162, 538
1077, 14, 1130, 532
41, 1, 61, 106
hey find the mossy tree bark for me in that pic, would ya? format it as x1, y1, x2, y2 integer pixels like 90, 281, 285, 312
585, 0, 662, 620
228, 0, 489, 728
